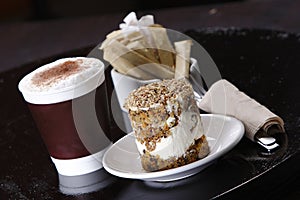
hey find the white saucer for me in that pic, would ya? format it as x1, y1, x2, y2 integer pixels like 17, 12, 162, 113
102, 114, 244, 182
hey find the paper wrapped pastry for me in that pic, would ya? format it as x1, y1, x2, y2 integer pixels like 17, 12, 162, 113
99, 12, 192, 80
198, 79, 285, 141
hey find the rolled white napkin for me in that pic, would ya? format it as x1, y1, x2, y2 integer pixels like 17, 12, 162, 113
198, 79, 285, 141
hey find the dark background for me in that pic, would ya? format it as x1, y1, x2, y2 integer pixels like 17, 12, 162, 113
0, 0, 240, 22
0, 0, 299, 199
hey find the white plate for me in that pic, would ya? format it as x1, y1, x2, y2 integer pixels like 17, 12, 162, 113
102, 114, 244, 182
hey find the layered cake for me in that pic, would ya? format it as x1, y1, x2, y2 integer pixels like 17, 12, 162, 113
124, 79, 209, 172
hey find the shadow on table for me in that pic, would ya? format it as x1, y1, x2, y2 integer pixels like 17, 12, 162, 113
115, 155, 254, 200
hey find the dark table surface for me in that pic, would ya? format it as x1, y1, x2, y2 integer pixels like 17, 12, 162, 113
1, 0, 300, 199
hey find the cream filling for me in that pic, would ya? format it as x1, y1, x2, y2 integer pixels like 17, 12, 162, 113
135, 111, 203, 160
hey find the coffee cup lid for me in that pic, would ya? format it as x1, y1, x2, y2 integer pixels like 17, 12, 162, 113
18, 57, 105, 104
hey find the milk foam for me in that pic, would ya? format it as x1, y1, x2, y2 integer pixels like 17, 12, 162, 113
18, 57, 105, 104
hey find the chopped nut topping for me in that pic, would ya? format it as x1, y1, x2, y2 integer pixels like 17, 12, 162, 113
124, 79, 193, 111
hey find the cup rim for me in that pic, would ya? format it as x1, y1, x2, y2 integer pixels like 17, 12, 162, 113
18, 57, 105, 104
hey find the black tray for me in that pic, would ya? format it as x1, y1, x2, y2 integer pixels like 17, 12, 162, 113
0, 28, 299, 199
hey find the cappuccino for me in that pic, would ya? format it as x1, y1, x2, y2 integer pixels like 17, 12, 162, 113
19, 57, 111, 176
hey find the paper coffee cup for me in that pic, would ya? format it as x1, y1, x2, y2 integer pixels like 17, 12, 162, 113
18, 57, 112, 176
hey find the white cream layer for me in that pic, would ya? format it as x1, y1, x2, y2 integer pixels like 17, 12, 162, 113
135, 111, 203, 160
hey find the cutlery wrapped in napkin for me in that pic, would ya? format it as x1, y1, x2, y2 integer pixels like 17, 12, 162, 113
198, 79, 285, 141
99, 12, 192, 80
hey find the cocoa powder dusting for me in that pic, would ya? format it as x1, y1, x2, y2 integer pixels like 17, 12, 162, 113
31, 60, 83, 87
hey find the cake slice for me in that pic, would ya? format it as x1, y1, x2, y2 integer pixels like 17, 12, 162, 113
124, 79, 209, 172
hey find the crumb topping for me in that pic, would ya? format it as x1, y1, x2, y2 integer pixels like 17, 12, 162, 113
124, 79, 193, 110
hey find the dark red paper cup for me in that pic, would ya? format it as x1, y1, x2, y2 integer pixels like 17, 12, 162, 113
18, 57, 111, 176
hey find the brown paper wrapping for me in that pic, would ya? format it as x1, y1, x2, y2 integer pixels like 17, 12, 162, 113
105, 40, 175, 79
174, 40, 192, 79
150, 27, 175, 68
100, 26, 179, 80
198, 79, 285, 141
